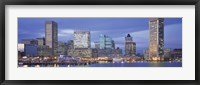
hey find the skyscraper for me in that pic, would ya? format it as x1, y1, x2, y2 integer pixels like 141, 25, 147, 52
74, 30, 91, 48
125, 34, 136, 56
99, 34, 115, 49
45, 21, 58, 56
149, 18, 164, 60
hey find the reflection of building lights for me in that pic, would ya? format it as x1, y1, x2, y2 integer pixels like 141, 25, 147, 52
152, 57, 160, 61
98, 57, 108, 60
22, 56, 27, 59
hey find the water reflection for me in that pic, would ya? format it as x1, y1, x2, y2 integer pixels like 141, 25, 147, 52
19, 61, 182, 67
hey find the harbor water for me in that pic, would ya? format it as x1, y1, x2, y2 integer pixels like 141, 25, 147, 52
18, 61, 182, 67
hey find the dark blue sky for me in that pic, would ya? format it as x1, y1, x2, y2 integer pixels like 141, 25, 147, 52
18, 18, 182, 54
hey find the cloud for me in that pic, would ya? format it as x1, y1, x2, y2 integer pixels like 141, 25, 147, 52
115, 43, 124, 48
19, 31, 29, 34
18, 28, 32, 35
58, 34, 66, 37
131, 30, 149, 39
61, 29, 74, 34
113, 37, 124, 42
38, 33, 45, 37
58, 29, 74, 37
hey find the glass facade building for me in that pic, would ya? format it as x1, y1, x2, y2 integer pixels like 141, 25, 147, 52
99, 34, 115, 49
149, 18, 164, 60
24, 44, 38, 57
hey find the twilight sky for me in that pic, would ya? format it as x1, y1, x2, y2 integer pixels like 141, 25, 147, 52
18, 18, 182, 54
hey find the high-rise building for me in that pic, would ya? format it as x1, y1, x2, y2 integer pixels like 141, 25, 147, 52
74, 30, 90, 48
125, 34, 136, 56
99, 34, 115, 49
36, 38, 45, 46
149, 18, 164, 60
45, 21, 58, 56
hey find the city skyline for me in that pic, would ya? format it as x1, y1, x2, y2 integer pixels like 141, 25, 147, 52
18, 18, 182, 54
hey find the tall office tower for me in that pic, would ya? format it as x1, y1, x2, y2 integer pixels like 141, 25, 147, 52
45, 21, 58, 56
125, 34, 136, 56
74, 30, 91, 48
149, 18, 164, 60
99, 34, 115, 49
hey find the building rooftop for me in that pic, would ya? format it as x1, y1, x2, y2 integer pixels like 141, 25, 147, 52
127, 34, 131, 37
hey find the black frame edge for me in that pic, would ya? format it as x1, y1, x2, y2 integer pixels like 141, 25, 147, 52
195, 0, 200, 83
2, 0, 200, 5
0, 0, 5, 84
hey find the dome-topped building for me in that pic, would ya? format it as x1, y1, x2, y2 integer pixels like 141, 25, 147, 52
125, 34, 136, 56
127, 34, 131, 37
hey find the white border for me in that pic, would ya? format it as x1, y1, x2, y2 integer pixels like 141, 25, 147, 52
5, 5, 195, 80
